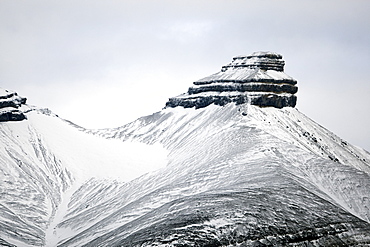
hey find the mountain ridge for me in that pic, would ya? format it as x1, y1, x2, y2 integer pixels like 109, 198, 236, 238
60, 103, 370, 246
1, 96, 370, 246
1, 51, 370, 246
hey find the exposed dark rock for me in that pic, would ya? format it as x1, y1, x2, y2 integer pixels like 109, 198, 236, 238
250, 94, 297, 108
166, 94, 297, 109
188, 83, 298, 95
166, 51, 298, 109
222, 52, 285, 72
193, 77, 297, 85
0, 88, 27, 122
166, 95, 237, 109
0, 109, 27, 122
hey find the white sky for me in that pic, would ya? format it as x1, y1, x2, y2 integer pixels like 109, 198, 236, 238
0, 0, 369, 151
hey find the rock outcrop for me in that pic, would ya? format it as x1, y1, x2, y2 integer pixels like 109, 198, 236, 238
0, 88, 27, 122
166, 51, 298, 109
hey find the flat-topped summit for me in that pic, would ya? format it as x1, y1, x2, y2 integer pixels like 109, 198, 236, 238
0, 88, 27, 121
220, 51, 285, 72
166, 51, 298, 109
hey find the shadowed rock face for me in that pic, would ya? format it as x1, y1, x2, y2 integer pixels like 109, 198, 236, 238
0, 88, 27, 122
166, 51, 298, 109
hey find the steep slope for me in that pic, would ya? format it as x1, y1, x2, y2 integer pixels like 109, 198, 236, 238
1, 51, 370, 246
71, 103, 369, 246
1, 102, 370, 247
0, 106, 167, 246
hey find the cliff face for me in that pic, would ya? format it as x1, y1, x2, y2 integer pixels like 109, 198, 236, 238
166, 51, 298, 109
0, 88, 27, 122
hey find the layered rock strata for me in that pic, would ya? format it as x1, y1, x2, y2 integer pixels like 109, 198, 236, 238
166, 51, 298, 109
0, 88, 27, 121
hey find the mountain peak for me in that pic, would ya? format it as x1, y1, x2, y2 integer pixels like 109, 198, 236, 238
0, 87, 27, 122
166, 51, 298, 109
223, 51, 284, 72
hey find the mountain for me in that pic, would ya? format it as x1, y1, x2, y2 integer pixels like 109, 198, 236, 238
1, 52, 370, 247
166, 51, 297, 109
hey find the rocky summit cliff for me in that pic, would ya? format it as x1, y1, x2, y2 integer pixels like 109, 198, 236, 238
1, 52, 370, 247
0, 88, 27, 122
166, 51, 298, 109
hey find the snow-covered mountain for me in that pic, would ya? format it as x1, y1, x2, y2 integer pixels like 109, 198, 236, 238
1, 52, 370, 246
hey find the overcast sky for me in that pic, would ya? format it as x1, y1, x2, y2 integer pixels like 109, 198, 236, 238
1, 0, 369, 151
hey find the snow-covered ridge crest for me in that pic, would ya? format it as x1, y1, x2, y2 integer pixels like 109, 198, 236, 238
0, 87, 27, 122
166, 51, 298, 109
0, 109, 168, 246
0, 94, 370, 245
1, 51, 370, 246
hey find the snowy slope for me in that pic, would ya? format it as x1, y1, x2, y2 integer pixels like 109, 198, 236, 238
58, 103, 370, 246
1, 103, 370, 246
2, 50, 370, 246
0, 108, 167, 246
